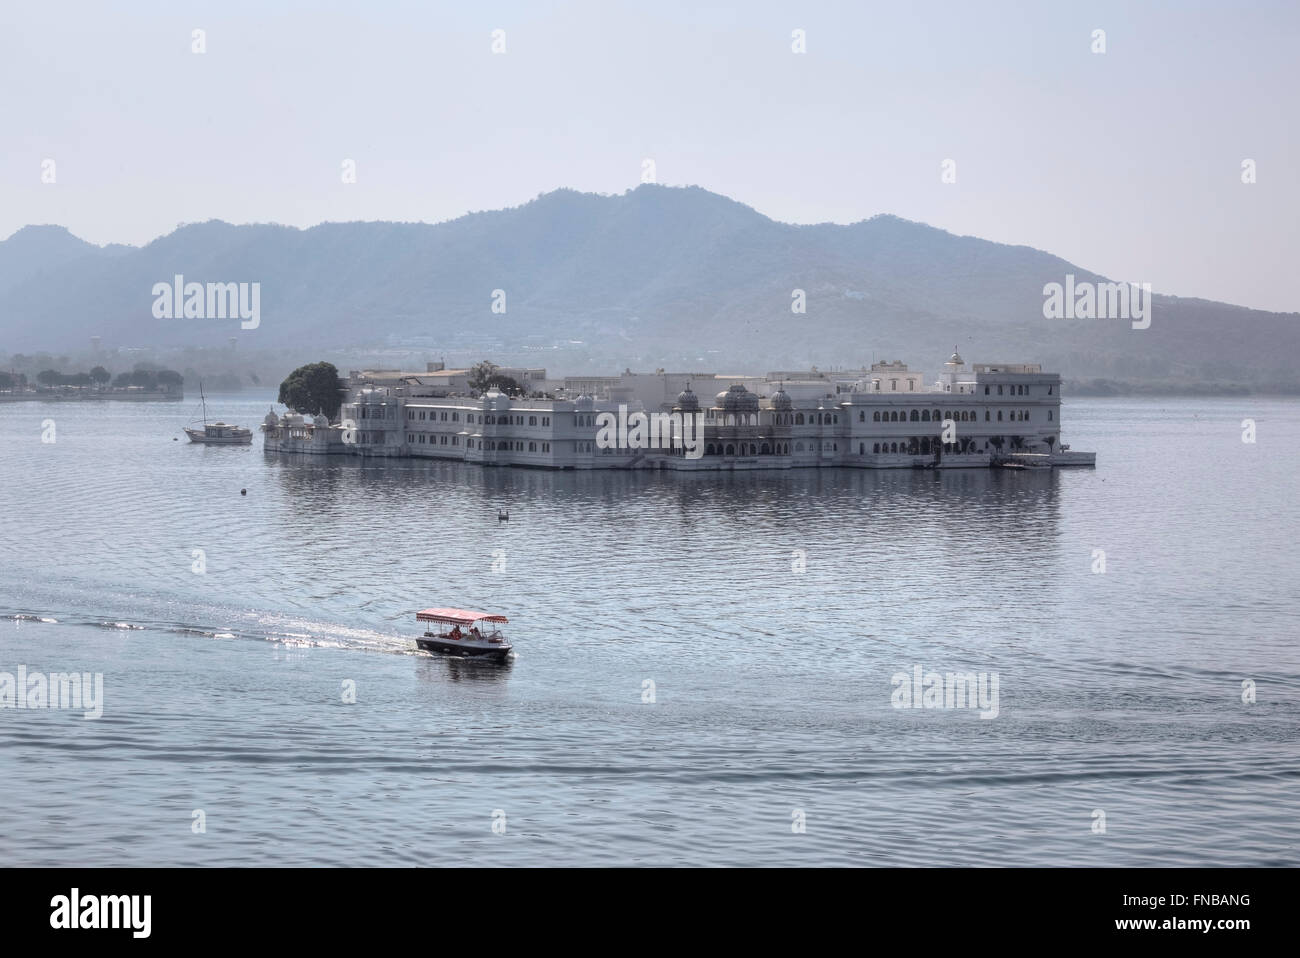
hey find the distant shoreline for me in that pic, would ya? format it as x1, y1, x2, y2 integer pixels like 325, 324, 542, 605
0, 390, 184, 403
1064, 380, 1300, 398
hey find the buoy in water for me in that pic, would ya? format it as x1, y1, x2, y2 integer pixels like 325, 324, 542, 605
241, 488, 247, 496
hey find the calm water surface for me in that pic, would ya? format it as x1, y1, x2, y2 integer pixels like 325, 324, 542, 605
1, 394, 1297, 866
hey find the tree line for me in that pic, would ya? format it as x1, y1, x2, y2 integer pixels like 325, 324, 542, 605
0, 366, 183, 390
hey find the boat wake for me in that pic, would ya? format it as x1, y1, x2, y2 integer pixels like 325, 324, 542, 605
0, 607, 418, 657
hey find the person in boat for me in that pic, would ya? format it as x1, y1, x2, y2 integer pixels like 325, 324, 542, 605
449, 625, 462, 639
469, 626, 482, 640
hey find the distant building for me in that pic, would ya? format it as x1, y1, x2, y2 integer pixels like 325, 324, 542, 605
264, 351, 1095, 468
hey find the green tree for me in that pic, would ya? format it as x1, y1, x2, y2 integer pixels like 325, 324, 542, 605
156, 369, 183, 389
0, 372, 13, 390
278, 361, 343, 419
468, 360, 522, 396
468, 360, 498, 393
89, 366, 111, 387
37, 369, 60, 386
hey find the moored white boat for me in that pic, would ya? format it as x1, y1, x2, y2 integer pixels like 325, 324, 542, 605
183, 380, 252, 444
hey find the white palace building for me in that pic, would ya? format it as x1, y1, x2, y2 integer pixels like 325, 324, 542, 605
262, 351, 1095, 470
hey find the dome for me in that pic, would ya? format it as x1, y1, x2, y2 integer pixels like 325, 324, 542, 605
716, 382, 759, 412
574, 394, 595, 411
947, 347, 964, 366
263, 408, 279, 427
770, 387, 793, 411
674, 384, 700, 412
313, 412, 330, 427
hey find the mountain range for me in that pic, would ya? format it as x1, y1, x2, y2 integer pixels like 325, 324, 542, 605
1, 185, 1295, 386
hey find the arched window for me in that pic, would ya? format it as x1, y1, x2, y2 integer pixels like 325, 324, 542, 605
1048, 410, 1053, 421
873, 411, 880, 422
796, 413, 804, 425
890, 442, 898, 453
706, 444, 716, 455
761, 443, 771, 454
921, 410, 930, 422
873, 442, 880, 453
910, 409, 919, 421
725, 444, 735, 455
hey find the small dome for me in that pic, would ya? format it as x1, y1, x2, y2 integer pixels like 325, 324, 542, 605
313, 412, 330, 427
263, 408, 279, 427
574, 394, 595, 411
717, 382, 759, 412
770, 387, 793, 411
947, 347, 964, 366
674, 385, 699, 412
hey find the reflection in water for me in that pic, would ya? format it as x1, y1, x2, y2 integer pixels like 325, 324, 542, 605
417, 654, 516, 684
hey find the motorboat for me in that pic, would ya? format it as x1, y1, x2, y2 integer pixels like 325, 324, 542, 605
415, 608, 512, 661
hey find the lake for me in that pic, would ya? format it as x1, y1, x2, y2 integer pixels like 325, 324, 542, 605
1, 394, 1297, 866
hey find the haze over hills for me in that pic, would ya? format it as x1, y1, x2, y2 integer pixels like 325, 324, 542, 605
1, 185, 1295, 387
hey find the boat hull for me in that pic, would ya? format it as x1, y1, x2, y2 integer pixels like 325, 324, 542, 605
185, 427, 252, 444
416, 637, 512, 661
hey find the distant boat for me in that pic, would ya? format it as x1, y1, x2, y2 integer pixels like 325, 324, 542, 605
183, 380, 251, 444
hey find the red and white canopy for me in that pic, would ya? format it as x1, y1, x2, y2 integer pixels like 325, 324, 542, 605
416, 607, 508, 626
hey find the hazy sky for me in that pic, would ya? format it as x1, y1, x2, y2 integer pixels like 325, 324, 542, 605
3, 0, 1297, 312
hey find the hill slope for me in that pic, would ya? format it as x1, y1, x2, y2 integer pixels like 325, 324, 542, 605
1, 186, 1295, 383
